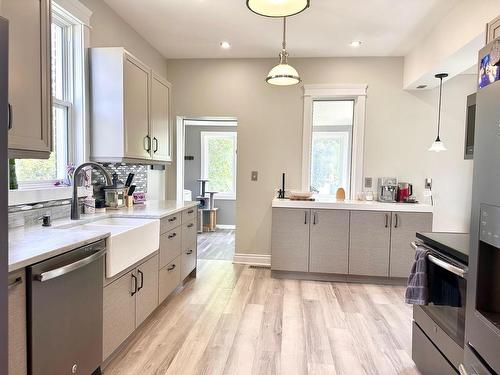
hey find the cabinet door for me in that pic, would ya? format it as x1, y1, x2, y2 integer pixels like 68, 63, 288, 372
123, 54, 151, 160
390, 212, 432, 277
181, 219, 197, 250
349, 211, 391, 277
310, 210, 349, 274
151, 73, 171, 161
181, 243, 197, 281
136, 255, 159, 327
159, 256, 181, 303
8, 270, 27, 375
271, 208, 310, 272
2, 0, 51, 157
103, 270, 136, 360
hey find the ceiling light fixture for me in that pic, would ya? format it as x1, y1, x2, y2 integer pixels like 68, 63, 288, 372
429, 73, 448, 152
246, 0, 309, 17
266, 17, 301, 86
220, 41, 231, 49
350, 40, 362, 47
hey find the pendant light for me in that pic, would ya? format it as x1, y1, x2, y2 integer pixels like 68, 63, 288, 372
266, 17, 301, 86
429, 73, 448, 152
247, 0, 309, 18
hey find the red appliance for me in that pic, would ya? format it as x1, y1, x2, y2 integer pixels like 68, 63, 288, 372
397, 182, 413, 202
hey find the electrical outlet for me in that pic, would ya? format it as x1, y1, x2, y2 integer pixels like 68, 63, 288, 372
364, 177, 373, 189
251, 171, 258, 181
425, 178, 432, 189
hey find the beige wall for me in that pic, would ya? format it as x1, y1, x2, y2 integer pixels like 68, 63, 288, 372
166, 57, 475, 256
81, 0, 167, 77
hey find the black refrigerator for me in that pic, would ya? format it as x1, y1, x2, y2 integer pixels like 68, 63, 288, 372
0, 16, 9, 375
465, 38, 500, 374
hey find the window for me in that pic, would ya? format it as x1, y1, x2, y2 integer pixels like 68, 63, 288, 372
201, 132, 237, 199
302, 85, 367, 199
15, 1, 87, 187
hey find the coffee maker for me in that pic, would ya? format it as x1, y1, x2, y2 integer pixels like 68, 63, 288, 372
378, 177, 398, 202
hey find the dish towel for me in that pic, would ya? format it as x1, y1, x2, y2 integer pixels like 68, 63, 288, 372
405, 246, 430, 305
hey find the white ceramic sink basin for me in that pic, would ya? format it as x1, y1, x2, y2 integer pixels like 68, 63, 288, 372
63, 217, 160, 278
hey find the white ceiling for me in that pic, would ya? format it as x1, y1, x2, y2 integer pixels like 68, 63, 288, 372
103, 0, 460, 59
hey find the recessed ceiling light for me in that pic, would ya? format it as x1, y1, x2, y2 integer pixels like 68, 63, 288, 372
350, 41, 362, 48
220, 41, 231, 49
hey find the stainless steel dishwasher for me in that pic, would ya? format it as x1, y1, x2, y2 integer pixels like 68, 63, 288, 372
27, 239, 106, 375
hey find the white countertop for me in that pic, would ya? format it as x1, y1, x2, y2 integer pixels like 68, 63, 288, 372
9, 200, 198, 272
272, 198, 433, 213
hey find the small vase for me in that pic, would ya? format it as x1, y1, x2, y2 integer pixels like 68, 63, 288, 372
9, 159, 18, 190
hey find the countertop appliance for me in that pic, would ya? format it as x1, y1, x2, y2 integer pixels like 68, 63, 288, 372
378, 177, 398, 202
464, 35, 500, 375
397, 182, 413, 203
411, 232, 469, 374
27, 239, 106, 375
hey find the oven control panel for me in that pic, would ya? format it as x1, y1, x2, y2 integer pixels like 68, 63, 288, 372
480, 203, 500, 248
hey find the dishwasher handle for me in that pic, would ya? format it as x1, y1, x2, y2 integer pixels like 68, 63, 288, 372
34, 248, 106, 282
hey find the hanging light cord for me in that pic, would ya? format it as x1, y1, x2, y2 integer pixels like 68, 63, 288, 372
282, 17, 287, 51
436, 76, 443, 140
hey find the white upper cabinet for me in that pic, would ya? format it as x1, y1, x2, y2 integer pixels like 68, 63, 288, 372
2, 0, 52, 159
90, 47, 171, 163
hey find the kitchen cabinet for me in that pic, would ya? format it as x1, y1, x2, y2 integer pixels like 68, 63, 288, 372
349, 211, 391, 277
135, 254, 159, 327
103, 254, 159, 360
151, 73, 172, 162
2, 0, 52, 159
8, 270, 27, 375
181, 219, 197, 280
90, 47, 172, 164
159, 227, 181, 268
159, 257, 181, 303
271, 208, 310, 272
309, 209, 350, 274
103, 269, 136, 360
487, 15, 500, 43
389, 212, 433, 277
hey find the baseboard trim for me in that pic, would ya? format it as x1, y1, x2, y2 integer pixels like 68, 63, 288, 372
216, 224, 236, 230
271, 270, 407, 286
233, 253, 271, 267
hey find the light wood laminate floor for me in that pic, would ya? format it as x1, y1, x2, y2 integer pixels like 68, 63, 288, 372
104, 258, 419, 375
198, 229, 235, 261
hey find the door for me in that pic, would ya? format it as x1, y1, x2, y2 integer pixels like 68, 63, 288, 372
309, 209, 349, 274
349, 211, 391, 276
271, 208, 310, 272
135, 255, 159, 327
123, 54, 151, 160
2, 0, 51, 157
8, 270, 26, 375
151, 73, 170, 161
390, 212, 432, 277
103, 270, 136, 360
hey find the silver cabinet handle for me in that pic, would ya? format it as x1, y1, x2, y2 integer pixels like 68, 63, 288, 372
167, 264, 176, 271
131, 273, 137, 296
186, 249, 193, 255
8, 276, 22, 289
187, 223, 194, 228
394, 213, 399, 228
167, 232, 177, 239
385, 213, 389, 228
34, 248, 106, 282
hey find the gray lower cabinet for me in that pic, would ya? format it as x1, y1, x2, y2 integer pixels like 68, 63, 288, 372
180, 219, 197, 280
390, 212, 433, 277
103, 270, 136, 360
135, 255, 159, 327
159, 227, 181, 268
349, 211, 391, 277
271, 208, 310, 272
8, 269, 27, 375
309, 210, 350, 274
159, 257, 181, 303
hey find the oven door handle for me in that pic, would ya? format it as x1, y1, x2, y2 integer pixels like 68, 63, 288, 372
427, 254, 467, 279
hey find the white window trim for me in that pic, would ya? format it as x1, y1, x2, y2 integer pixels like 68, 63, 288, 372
301, 84, 367, 199
200, 131, 237, 200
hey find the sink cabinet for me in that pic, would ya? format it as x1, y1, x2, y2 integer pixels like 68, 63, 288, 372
8, 269, 27, 375
2, 0, 52, 159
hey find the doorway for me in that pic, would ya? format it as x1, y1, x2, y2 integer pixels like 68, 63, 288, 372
176, 117, 237, 261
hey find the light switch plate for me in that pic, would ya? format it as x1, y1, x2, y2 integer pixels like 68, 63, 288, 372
364, 177, 373, 189
425, 178, 432, 189
251, 171, 258, 181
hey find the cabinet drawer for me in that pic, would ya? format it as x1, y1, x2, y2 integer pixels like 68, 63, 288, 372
182, 219, 197, 248
160, 213, 181, 234
182, 207, 197, 223
159, 228, 181, 268
8, 269, 27, 375
159, 257, 181, 303
181, 245, 197, 281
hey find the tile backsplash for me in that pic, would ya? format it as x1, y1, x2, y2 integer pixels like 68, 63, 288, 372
9, 200, 71, 229
94, 163, 148, 193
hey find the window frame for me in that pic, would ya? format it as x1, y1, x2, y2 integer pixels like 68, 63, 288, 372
302, 84, 367, 199
200, 131, 238, 200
